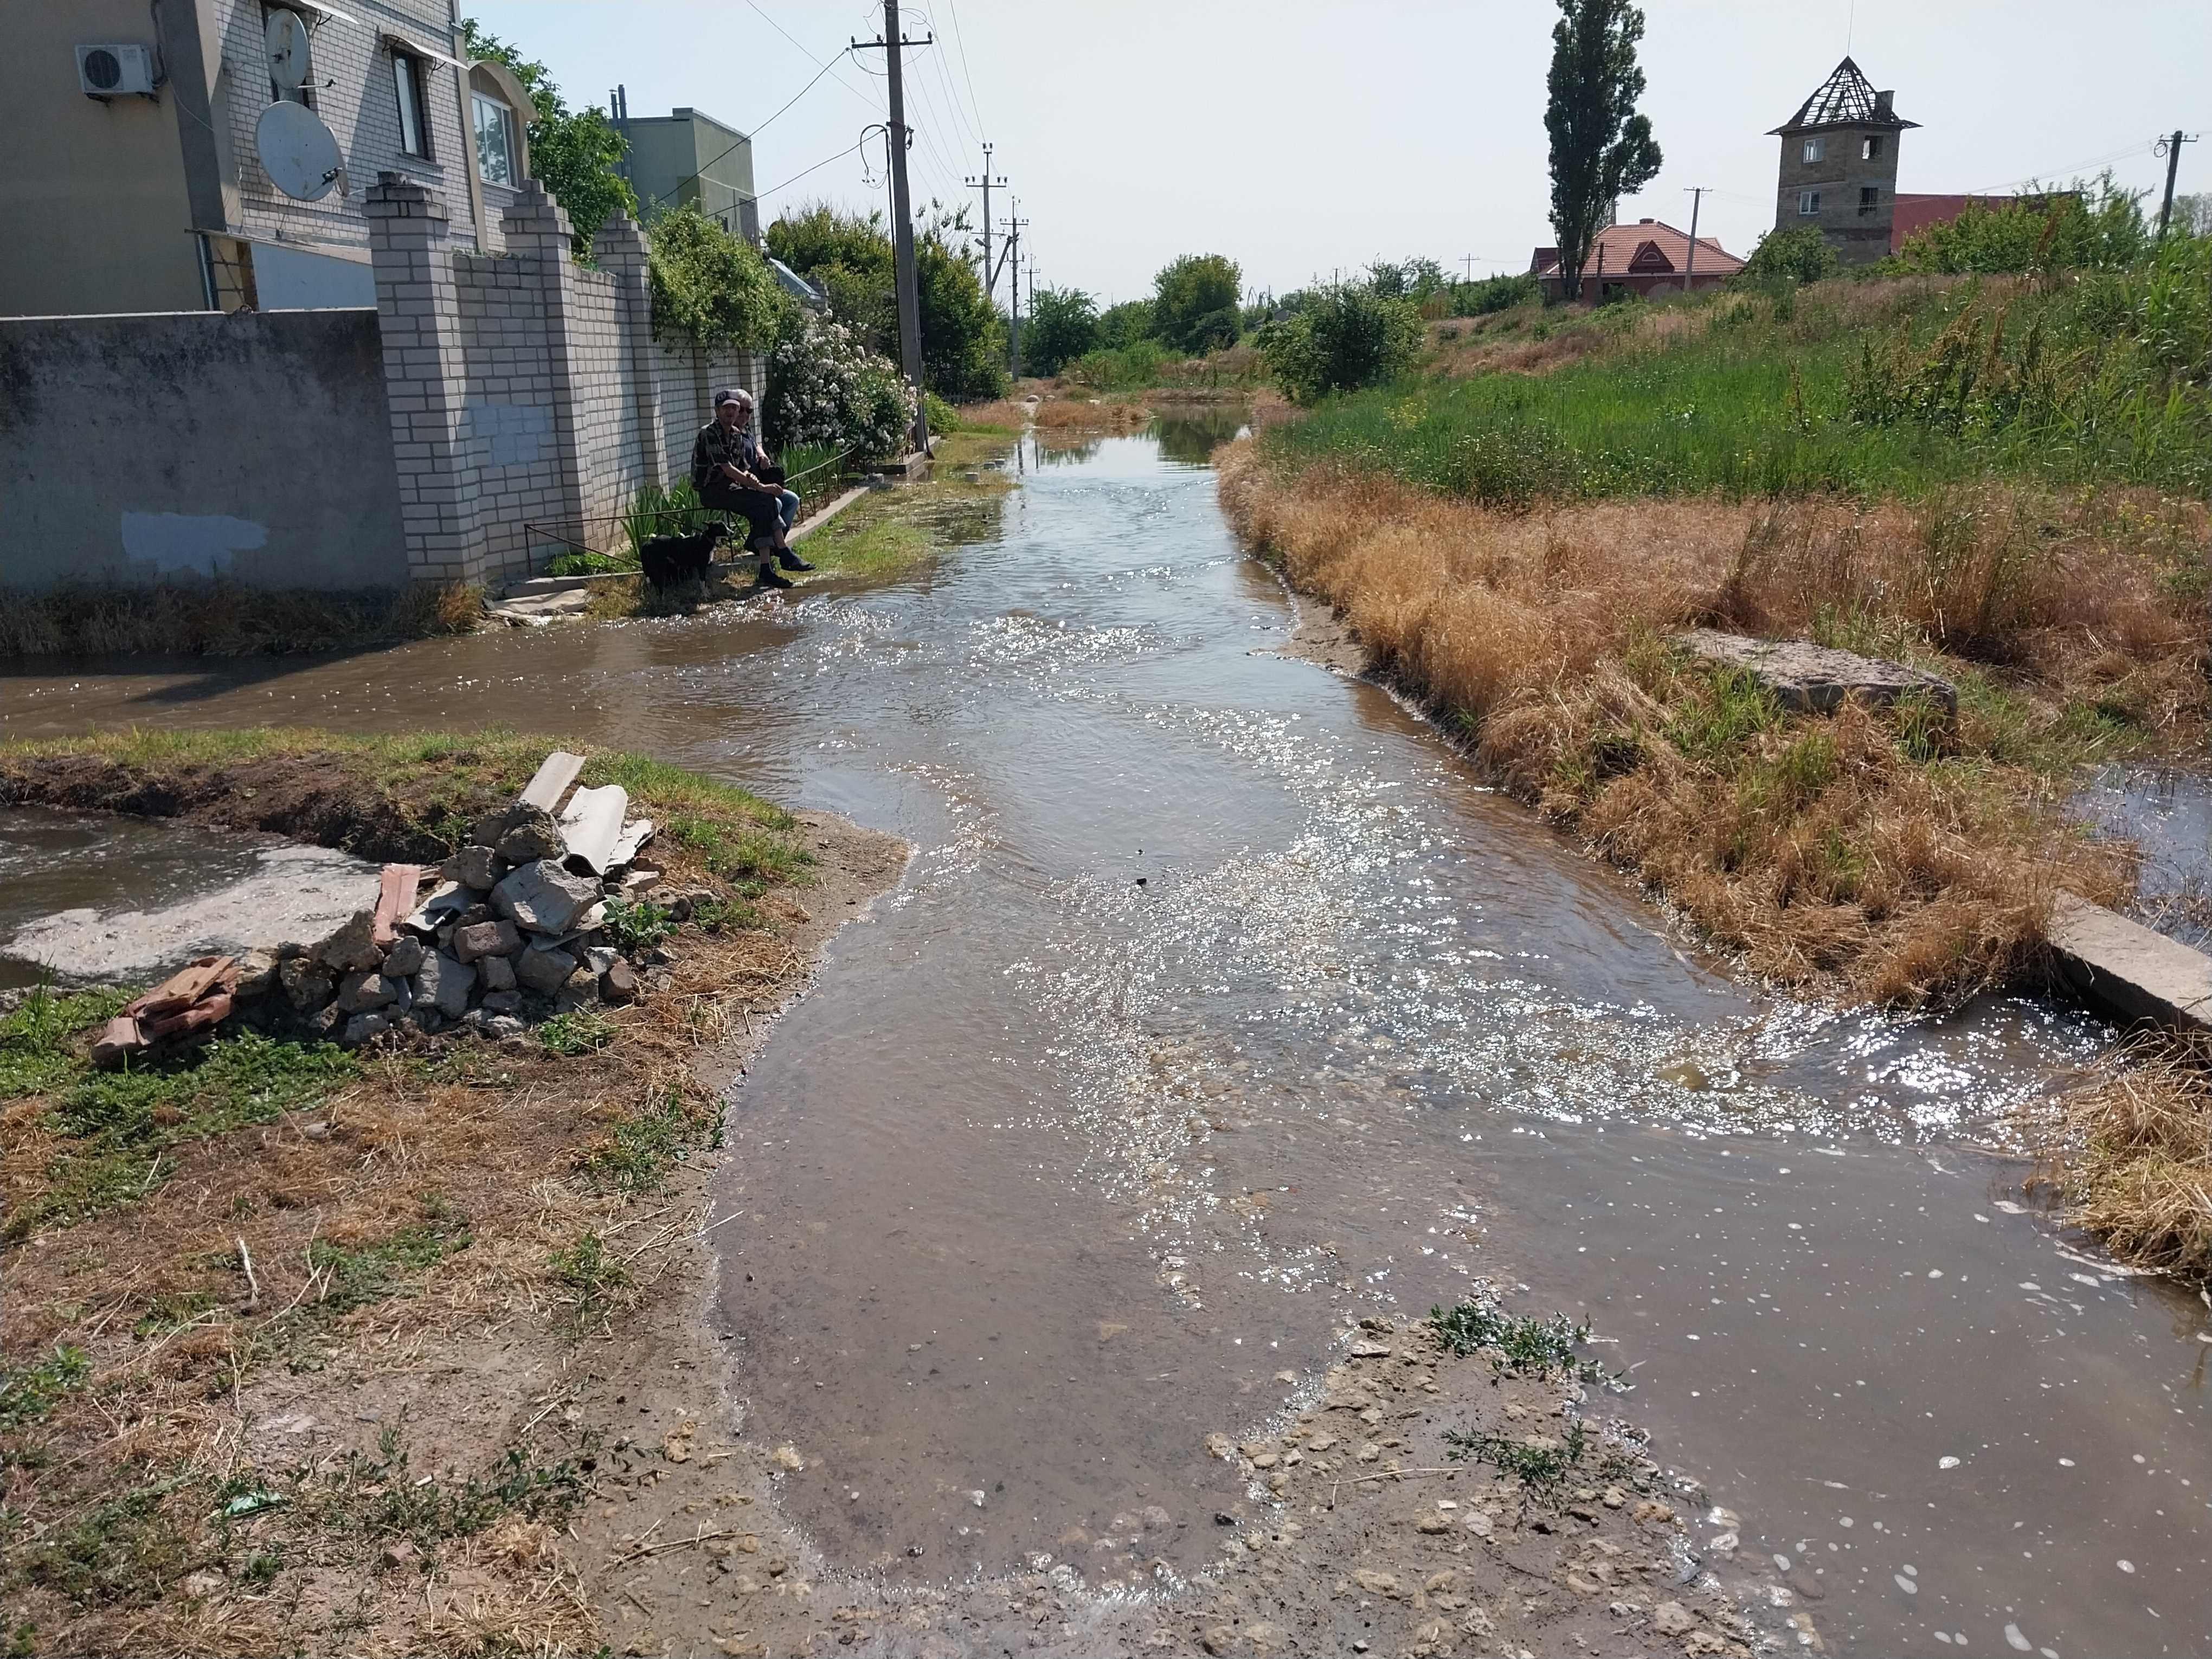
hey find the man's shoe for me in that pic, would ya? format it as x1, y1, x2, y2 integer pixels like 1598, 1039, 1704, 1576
776, 551, 815, 571
753, 566, 796, 590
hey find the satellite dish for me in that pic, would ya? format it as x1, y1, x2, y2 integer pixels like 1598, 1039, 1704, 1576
264, 7, 312, 92
256, 100, 343, 200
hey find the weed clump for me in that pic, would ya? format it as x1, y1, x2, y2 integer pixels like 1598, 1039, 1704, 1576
0, 1345, 89, 1429
1431, 1297, 1602, 1382
1444, 1420, 1592, 1503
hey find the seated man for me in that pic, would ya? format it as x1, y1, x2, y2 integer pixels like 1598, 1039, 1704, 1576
689, 389, 812, 590
731, 393, 803, 536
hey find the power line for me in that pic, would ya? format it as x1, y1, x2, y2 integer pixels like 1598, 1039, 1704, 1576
754, 136, 873, 204
741, 0, 876, 108
942, 0, 988, 141
641, 53, 850, 213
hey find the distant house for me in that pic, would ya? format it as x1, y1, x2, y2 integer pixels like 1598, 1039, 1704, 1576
621, 106, 758, 242
1529, 219, 1745, 304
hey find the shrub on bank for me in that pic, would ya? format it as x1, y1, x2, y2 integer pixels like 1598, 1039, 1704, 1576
1256, 285, 1424, 406
765, 311, 917, 460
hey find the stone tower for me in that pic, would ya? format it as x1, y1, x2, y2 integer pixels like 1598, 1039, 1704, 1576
1771, 57, 1918, 266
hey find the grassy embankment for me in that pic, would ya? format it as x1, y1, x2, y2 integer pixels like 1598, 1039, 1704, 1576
0, 581, 484, 660
1225, 249, 2212, 1272
0, 728, 825, 1653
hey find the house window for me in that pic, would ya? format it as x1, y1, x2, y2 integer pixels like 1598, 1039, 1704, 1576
1799, 189, 1821, 216
1862, 135, 1883, 161
1859, 185, 1880, 215
392, 50, 431, 159
473, 92, 517, 185
1803, 137, 1824, 164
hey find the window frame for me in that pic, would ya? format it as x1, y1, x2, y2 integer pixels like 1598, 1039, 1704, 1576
473, 91, 517, 187
1799, 189, 1822, 217
1858, 184, 1880, 216
1802, 137, 1825, 164
392, 48, 432, 160
1862, 135, 1883, 161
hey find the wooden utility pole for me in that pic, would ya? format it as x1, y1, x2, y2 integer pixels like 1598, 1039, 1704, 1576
965, 141, 1007, 306
2155, 131, 2198, 240
997, 200, 1027, 380
1683, 186, 1709, 292
854, 3, 933, 454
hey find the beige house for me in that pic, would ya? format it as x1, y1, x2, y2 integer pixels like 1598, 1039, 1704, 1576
0, 0, 539, 316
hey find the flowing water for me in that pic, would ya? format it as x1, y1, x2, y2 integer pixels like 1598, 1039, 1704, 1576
8, 421, 2210, 1656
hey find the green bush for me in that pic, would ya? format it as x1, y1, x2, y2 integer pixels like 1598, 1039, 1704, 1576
648, 206, 783, 349
922, 389, 960, 437
1256, 285, 1423, 406
1062, 339, 1171, 391
1892, 174, 2151, 274
1096, 299, 1158, 350
1736, 225, 1840, 286
765, 311, 916, 460
1451, 273, 1542, 316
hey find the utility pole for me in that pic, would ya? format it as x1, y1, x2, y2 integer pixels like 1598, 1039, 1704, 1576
1000, 202, 1028, 378
2155, 131, 2198, 240
1462, 255, 1476, 284
853, 3, 933, 454
1682, 187, 1709, 292
965, 141, 1007, 306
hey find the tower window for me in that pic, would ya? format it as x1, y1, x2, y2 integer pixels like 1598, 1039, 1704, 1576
1862, 135, 1883, 160
1799, 189, 1822, 216
1803, 137, 1825, 164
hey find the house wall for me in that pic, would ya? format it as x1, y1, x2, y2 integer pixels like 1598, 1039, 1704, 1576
0, 0, 207, 315
0, 308, 408, 589
1774, 124, 1903, 266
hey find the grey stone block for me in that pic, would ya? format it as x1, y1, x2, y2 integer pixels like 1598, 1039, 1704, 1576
1676, 629, 1957, 718
454, 918, 523, 963
478, 953, 517, 992
415, 951, 475, 1019
336, 970, 399, 1014
2049, 892, 2212, 1033
516, 944, 578, 993
493, 859, 602, 937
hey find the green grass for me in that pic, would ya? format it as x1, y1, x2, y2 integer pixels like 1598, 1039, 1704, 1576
312, 1420, 591, 1552
535, 1009, 616, 1057
665, 812, 811, 895
8, 1030, 358, 1240
307, 1210, 472, 1316
0, 987, 131, 1099
599, 896, 671, 953
0, 1345, 91, 1430
1271, 255, 2211, 505
577, 1086, 715, 1195
549, 1230, 629, 1335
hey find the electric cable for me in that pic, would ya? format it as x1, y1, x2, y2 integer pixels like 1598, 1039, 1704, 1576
640, 52, 850, 213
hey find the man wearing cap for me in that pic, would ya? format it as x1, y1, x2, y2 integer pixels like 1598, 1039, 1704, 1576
690, 389, 812, 590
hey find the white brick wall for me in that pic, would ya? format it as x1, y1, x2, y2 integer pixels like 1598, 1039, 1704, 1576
368, 176, 772, 587
222, 0, 471, 262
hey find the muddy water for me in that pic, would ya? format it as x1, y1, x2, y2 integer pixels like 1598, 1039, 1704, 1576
8, 423, 2209, 1655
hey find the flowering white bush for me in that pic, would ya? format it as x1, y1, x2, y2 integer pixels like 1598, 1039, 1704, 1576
766, 312, 917, 460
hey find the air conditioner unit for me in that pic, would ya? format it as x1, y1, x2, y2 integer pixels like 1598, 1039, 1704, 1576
77, 44, 157, 98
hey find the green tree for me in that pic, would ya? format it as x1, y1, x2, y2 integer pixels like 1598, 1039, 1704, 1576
647, 206, 783, 348
1153, 255, 1243, 353
1096, 299, 1158, 349
1735, 224, 1841, 286
1544, 0, 1662, 301
1891, 176, 2151, 274
767, 202, 1006, 401
1023, 286, 1100, 377
1256, 284, 1423, 406
460, 19, 637, 258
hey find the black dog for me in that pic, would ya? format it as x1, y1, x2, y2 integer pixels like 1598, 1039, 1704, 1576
638, 520, 729, 589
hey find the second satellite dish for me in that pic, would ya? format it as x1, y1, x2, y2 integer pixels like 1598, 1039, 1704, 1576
256, 99, 343, 200
264, 7, 312, 92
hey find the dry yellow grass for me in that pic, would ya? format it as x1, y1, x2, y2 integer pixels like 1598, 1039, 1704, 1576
2041, 1041, 2212, 1280
1219, 441, 2207, 1003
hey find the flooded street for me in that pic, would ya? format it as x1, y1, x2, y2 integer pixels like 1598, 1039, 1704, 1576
8, 423, 2210, 1656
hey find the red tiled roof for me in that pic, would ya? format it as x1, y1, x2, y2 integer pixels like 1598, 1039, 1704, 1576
1530, 220, 1744, 281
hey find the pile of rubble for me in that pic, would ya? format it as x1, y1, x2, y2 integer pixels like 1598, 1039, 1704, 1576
91, 753, 713, 1062
277, 753, 679, 1046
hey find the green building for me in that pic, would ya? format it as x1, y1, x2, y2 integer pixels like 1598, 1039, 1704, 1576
622, 106, 757, 241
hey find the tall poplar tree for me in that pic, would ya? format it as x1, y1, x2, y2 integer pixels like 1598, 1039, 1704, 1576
1544, 0, 1663, 301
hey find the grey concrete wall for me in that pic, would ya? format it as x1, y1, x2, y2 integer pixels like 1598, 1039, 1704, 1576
0, 308, 409, 590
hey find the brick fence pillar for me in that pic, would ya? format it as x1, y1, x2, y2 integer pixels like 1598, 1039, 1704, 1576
592, 211, 666, 489
501, 183, 587, 535
365, 172, 479, 584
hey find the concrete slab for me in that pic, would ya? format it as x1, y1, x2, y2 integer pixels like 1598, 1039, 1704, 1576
2048, 891, 2212, 1033
1677, 629, 1957, 718
5, 843, 377, 981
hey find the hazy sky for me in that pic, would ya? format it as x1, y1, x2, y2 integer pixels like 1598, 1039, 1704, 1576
465, 0, 2210, 304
